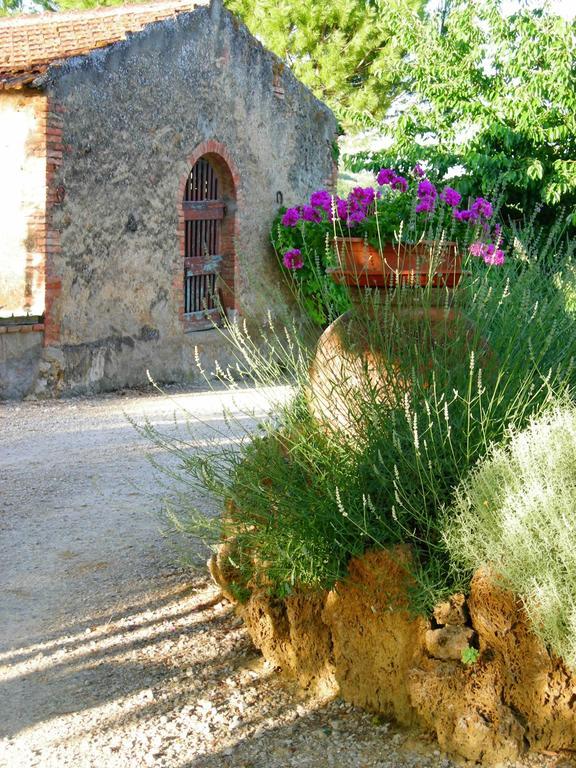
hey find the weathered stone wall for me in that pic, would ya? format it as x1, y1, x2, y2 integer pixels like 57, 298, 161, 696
0, 90, 46, 319
0, 326, 44, 399
35, 0, 336, 396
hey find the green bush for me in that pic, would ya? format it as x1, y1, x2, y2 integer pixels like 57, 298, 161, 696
444, 406, 576, 669
150, 215, 576, 615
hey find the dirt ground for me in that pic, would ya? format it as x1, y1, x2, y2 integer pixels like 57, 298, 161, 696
0, 385, 571, 768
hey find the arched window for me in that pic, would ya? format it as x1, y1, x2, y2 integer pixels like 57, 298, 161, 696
182, 157, 225, 329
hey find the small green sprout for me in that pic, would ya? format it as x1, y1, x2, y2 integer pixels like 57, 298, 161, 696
461, 646, 480, 665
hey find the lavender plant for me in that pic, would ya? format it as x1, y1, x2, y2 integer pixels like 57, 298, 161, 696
146, 212, 576, 615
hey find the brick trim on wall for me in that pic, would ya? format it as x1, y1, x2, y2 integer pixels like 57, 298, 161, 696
43, 94, 65, 347
176, 139, 242, 331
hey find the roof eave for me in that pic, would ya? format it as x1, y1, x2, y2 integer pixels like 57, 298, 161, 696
0, 69, 46, 90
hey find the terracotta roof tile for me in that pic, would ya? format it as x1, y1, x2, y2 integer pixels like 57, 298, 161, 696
0, 0, 208, 87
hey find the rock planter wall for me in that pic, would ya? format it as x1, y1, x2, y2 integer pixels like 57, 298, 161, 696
210, 548, 576, 764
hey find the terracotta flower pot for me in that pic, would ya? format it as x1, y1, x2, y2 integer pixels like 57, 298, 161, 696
331, 237, 462, 288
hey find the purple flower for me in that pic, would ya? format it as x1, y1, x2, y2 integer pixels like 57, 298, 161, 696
281, 207, 300, 227
471, 197, 493, 219
283, 249, 304, 269
417, 179, 437, 199
454, 208, 478, 223
440, 187, 462, 207
377, 168, 396, 186
484, 248, 505, 266
336, 198, 349, 220
412, 163, 425, 178
347, 209, 366, 225
310, 189, 332, 213
391, 175, 408, 192
349, 186, 376, 206
301, 204, 323, 223
415, 196, 436, 214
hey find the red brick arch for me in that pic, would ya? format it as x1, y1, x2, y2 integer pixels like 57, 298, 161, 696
176, 140, 241, 328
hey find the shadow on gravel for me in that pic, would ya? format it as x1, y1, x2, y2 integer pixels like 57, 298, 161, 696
0, 576, 237, 739
0, 575, 203, 666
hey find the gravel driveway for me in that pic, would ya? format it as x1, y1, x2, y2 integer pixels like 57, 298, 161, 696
0, 386, 568, 768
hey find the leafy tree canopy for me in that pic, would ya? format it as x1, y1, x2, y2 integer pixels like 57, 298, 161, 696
346, 0, 576, 227
225, 0, 425, 129
1, 0, 54, 14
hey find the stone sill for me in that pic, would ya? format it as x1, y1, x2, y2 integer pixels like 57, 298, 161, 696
0, 323, 45, 334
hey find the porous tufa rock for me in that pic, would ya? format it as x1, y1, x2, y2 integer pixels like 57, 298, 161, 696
238, 589, 337, 695
449, 701, 526, 764
433, 593, 467, 626
468, 567, 576, 751
237, 589, 297, 673
285, 592, 338, 696
207, 548, 237, 605
213, 544, 576, 763
425, 626, 476, 661
322, 547, 427, 726
408, 658, 525, 763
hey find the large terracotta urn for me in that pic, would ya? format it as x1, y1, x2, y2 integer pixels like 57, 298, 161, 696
308, 239, 477, 432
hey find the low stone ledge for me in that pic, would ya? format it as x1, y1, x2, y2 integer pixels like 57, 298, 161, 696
211, 547, 576, 764
0, 322, 45, 334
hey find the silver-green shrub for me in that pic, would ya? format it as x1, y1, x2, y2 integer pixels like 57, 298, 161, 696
444, 405, 576, 668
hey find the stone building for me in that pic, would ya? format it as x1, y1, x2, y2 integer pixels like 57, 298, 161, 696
0, 0, 337, 398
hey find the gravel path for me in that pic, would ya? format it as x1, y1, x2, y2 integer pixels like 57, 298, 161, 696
0, 386, 571, 768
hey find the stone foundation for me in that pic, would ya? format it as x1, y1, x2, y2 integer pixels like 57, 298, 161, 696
210, 548, 576, 764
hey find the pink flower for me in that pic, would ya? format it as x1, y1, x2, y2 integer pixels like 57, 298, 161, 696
283, 249, 304, 269
469, 242, 486, 257
454, 208, 478, 223
469, 242, 494, 258
412, 163, 425, 178
336, 198, 349, 220
281, 207, 300, 227
347, 209, 366, 225
471, 197, 493, 219
484, 249, 505, 266
391, 175, 408, 192
310, 189, 332, 212
417, 179, 437, 199
349, 187, 376, 206
415, 196, 435, 213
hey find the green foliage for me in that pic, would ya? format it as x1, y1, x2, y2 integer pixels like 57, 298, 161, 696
56, 0, 145, 7
271, 211, 350, 326
149, 215, 576, 615
224, 0, 425, 129
346, 1, 576, 227
1, 0, 54, 14
444, 405, 576, 669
